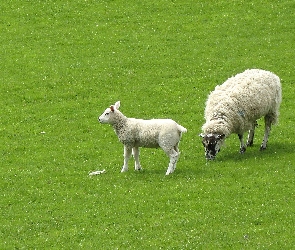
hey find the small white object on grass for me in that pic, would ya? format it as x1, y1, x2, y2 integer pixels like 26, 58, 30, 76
89, 169, 106, 176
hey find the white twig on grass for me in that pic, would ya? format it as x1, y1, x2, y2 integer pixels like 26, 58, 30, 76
89, 169, 106, 176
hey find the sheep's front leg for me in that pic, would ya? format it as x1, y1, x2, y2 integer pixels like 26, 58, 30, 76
121, 146, 132, 172
165, 147, 180, 175
246, 121, 258, 146
246, 129, 255, 147
132, 147, 141, 171
238, 134, 246, 153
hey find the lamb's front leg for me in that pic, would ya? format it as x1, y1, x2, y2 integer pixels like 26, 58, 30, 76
121, 146, 132, 172
132, 147, 141, 171
238, 134, 246, 153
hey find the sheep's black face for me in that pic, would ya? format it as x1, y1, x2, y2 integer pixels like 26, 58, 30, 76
200, 133, 225, 160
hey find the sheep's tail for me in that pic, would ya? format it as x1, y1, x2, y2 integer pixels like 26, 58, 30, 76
177, 124, 187, 133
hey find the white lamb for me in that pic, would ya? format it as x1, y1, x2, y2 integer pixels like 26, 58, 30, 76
200, 69, 282, 160
98, 101, 187, 175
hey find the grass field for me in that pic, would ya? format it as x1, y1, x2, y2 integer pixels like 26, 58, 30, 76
1, 0, 294, 248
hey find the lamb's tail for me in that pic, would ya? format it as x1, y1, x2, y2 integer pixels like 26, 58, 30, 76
177, 124, 187, 133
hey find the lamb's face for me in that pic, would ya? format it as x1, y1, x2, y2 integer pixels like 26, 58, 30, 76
200, 133, 225, 160
98, 108, 112, 124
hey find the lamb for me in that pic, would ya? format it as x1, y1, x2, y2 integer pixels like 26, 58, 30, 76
200, 69, 282, 160
98, 101, 187, 175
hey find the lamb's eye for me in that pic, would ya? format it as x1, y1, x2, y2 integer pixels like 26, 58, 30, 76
105, 112, 109, 116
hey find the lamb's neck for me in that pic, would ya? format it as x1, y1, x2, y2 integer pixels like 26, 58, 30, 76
112, 113, 128, 135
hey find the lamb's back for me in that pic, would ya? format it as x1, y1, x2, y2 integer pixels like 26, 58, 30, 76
120, 118, 178, 147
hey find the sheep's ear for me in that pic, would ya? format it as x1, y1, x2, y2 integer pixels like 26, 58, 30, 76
114, 101, 120, 110
110, 105, 115, 112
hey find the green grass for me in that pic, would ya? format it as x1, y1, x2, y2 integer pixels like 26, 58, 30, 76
1, 0, 294, 248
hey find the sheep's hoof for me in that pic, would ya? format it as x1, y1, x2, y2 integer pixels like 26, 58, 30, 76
121, 167, 128, 172
260, 146, 267, 151
240, 147, 246, 154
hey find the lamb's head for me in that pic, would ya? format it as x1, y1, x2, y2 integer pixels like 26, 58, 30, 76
199, 133, 225, 160
98, 101, 121, 124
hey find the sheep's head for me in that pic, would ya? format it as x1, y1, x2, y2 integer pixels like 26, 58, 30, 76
199, 133, 225, 160
98, 101, 120, 124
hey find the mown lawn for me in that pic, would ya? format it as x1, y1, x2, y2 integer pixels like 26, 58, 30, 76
1, 0, 294, 249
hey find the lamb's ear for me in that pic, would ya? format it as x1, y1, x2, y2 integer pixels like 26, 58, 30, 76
114, 101, 120, 110
110, 105, 115, 112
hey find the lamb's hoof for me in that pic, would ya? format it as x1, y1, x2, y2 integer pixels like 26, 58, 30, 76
246, 141, 254, 147
240, 147, 246, 154
135, 165, 142, 171
165, 168, 175, 175
121, 168, 128, 173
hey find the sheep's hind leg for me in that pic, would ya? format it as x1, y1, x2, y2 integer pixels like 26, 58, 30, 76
260, 115, 272, 150
121, 146, 132, 172
238, 134, 246, 154
132, 147, 141, 171
164, 146, 180, 175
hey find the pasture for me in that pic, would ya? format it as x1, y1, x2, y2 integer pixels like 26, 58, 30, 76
1, 0, 294, 248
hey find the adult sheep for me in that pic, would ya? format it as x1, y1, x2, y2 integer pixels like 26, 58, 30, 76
200, 69, 282, 160
98, 101, 187, 175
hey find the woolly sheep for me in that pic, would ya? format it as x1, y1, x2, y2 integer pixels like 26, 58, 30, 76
200, 69, 282, 160
98, 101, 187, 175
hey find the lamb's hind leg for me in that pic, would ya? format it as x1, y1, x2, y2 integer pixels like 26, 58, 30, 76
132, 147, 141, 171
121, 146, 132, 172
164, 146, 180, 175
260, 115, 272, 150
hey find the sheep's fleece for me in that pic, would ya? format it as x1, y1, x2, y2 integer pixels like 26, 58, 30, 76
201, 69, 281, 160
98, 101, 187, 175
